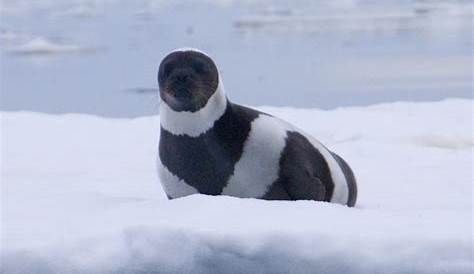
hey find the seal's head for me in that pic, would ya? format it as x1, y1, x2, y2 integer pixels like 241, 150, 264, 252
158, 49, 219, 112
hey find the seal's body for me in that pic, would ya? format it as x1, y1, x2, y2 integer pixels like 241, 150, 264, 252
158, 49, 357, 206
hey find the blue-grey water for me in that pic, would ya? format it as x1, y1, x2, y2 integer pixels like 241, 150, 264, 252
1, 0, 472, 117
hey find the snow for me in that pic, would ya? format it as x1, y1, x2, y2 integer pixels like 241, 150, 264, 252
8, 37, 92, 55
1, 99, 473, 273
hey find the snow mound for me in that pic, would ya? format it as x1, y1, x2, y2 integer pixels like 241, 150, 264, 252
9, 37, 93, 55
1, 99, 472, 274
0, 29, 24, 42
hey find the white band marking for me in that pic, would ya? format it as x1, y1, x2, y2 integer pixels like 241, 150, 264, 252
222, 115, 288, 198
157, 158, 198, 199
160, 81, 227, 137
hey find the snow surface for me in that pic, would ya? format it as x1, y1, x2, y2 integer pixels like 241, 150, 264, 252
1, 99, 473, 274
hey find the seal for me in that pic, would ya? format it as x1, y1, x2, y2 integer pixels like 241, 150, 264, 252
157, 48, 357, 207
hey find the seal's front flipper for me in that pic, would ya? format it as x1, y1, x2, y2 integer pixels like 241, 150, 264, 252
286, 174, 326, 201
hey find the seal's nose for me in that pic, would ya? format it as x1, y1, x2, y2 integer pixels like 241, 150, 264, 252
171, 69, 192, 84
175, 74, 188, 83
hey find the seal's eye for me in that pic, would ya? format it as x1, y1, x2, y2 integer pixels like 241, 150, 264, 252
193, 60, 209, 74
163, 63, 174, 78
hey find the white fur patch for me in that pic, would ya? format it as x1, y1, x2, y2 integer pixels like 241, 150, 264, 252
222, 115, 288, 198
160, 82, 227, 137
157, 158, 198, 199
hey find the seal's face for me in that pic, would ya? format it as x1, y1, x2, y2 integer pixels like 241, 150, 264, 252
158, 50, 219, 112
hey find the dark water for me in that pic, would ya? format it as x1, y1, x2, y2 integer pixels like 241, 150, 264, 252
1, 0, 472, 117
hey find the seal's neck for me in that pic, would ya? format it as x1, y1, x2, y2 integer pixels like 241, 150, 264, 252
160, 81, 228, 137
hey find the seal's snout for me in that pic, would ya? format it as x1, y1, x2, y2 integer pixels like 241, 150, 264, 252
158, 49, 220, 112
167, 67, 202, 104
169, 68, 194, 88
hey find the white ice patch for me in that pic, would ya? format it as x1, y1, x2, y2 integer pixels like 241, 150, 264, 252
9, 37, 92, 55
222, 115, 288, 198
2, 99, 473, 273
157, 158, 198, 199
159, 81, 227, 137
